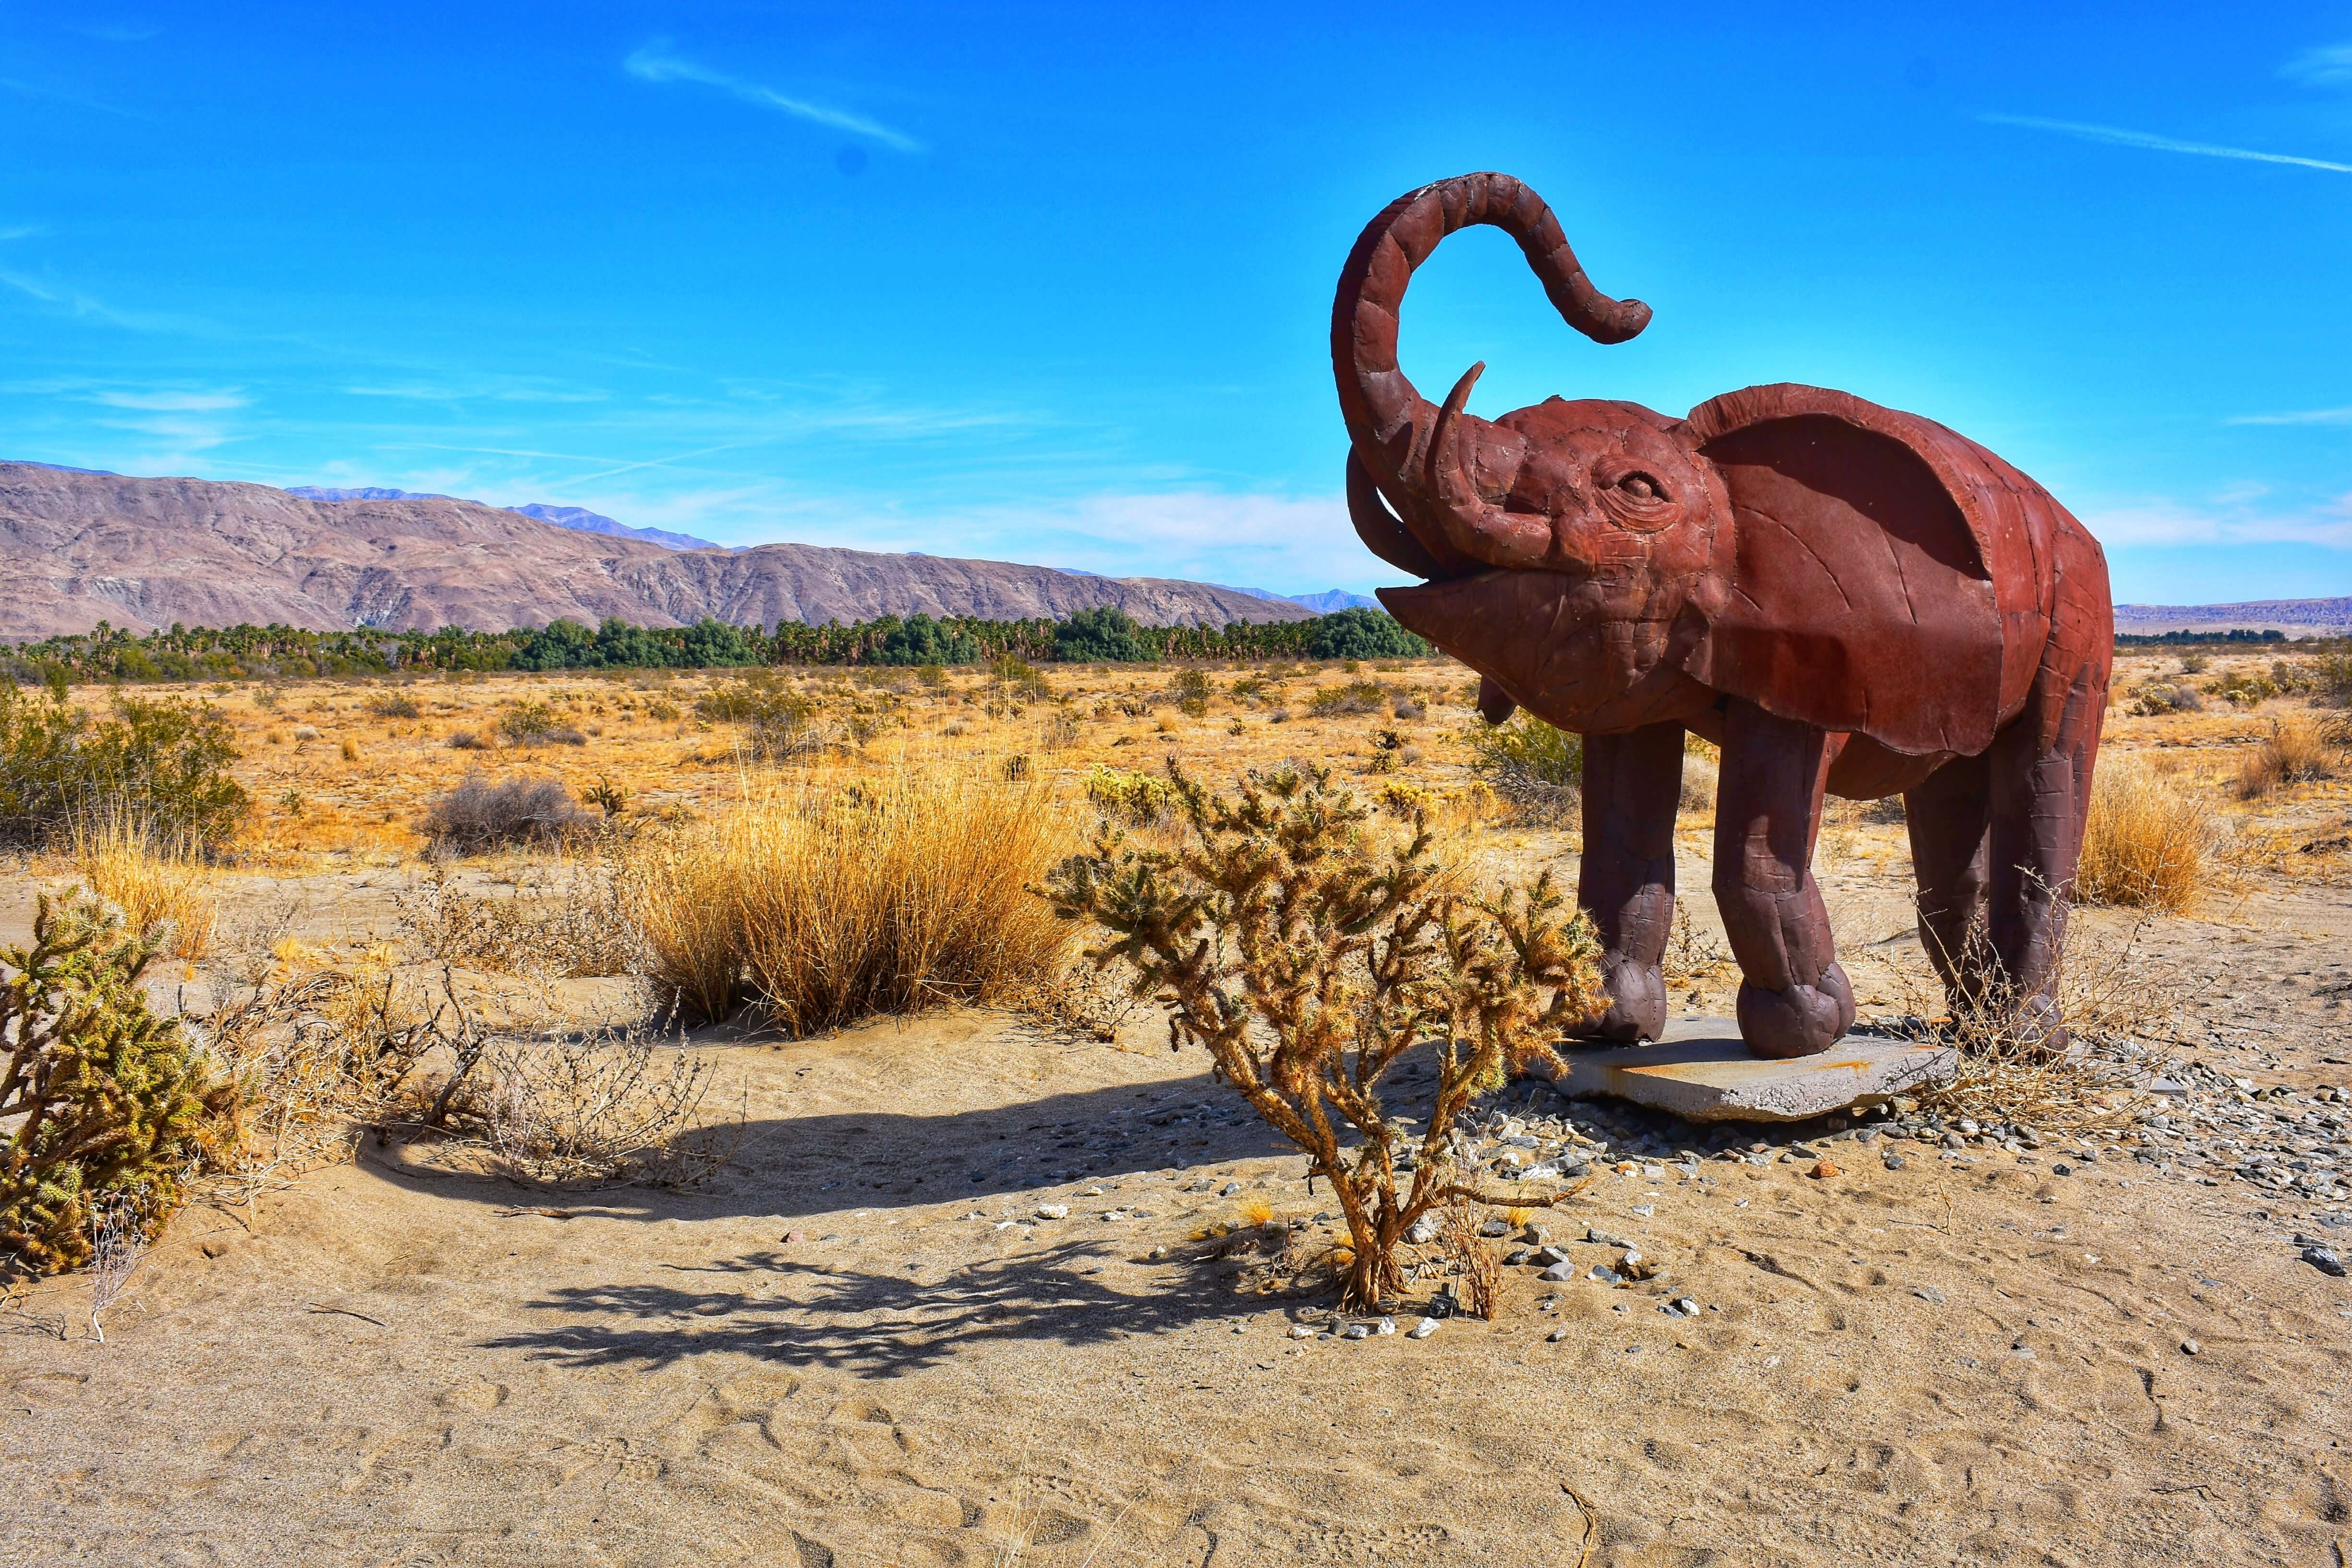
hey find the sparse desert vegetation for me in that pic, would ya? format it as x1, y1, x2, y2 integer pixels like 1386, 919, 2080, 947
4, 636, 2351, 1564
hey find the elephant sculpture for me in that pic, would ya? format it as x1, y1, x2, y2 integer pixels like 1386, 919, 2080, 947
1334, 172, 2113, 1059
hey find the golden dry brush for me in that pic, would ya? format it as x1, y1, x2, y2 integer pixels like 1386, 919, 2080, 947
1043, 762, 1600, 1313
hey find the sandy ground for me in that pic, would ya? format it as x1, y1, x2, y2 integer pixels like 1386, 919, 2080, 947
7, 652, 2352, 1565
6, 887, 2351, 1564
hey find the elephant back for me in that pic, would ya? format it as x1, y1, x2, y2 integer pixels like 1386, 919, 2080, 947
1679, 383, 2090, 758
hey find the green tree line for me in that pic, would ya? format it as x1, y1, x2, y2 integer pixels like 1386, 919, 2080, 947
2, 606, 1428, 685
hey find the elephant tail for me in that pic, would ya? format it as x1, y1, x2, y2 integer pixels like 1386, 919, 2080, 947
1331, 173, 1651, 499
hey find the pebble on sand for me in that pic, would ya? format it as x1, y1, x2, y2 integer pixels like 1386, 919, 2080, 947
1810, 1160, 1839, 1179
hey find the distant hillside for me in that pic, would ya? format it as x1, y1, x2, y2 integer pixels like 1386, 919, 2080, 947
1224, 585, 1380, 613
286, 486, 728, 551
2115, 597, 2352, 638
507, 503, 727, 553
0, 462, 1314, 638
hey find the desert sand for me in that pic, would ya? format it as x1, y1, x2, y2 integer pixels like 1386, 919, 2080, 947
5, 651, 2352, 1565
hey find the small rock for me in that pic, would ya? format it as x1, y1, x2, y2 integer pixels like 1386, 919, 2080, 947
2052, 1163, 2073, 1176
1375, 1315, 1396, 1336
1883, 1154, 1908, 1172
1083, 1185, 1104, 1196
1289, 1324, 1315, 1339
1810, 1160, 1839, 1179
1913, 1286, 1946, 1304
1540, 1262, 1576, 1282
1587, 1228, 1630, 1247
1630, 1204, 1656, 1217
1220, 1181, 1243, 1197
1344, 1323, 1372, 1340
1590, 1264, 1623, 1285
1535, 1245, 1570, 1265
1521, 1223, 1550, 1244
1406, 1217, 1438, 1246
1408, 1317, 1440, 1339
2180, 1338, 2200, 1356
1478, 1218, 1512, 1239
2304, 1246, 2348, 1277
784, 1229, 806, 1244
1548, 1325, 1571, 1341
1036, 1204, 1069, 1220
1668, 1297, 1699, 1316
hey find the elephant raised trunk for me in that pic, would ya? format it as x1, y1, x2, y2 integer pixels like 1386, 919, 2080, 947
1331, 171, 1651, 575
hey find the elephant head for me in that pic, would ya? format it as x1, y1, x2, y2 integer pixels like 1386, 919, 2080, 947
1336, 172, 2054, 761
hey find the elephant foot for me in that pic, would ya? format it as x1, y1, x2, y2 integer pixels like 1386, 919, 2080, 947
1735, 963, 1856, 1059
2002, 991, 2069, 1058
1572, 959, 1667, 1043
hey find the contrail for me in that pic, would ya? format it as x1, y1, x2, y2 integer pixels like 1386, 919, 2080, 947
1983, 114, 2352, 175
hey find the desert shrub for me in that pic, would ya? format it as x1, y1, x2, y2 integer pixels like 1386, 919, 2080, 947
481, 1029, 729, 1185
418, 772, 592, 853
696, 670, 807, 724
446, 729, 488, 750
1045, 763, 1601, 1311
1306, 608, 1426, 662
643, 697, 682, 722
2302, 649, 2352, 703
1086, 764, 1174, 824
2076, 763, 2212, 912
2177, 652, 2210, 675
1465, 711, 1582, 820
2236, 717, 2338, 799
394, 854, 638, 978
498, 699, 563, 744
365, 691, 423, 719
625, 762, 1077, 1031
1039, 707, 1080, 750
1896, 913, 2205, 1136
0, 683, 246, 849
2, 894, 232, 1276
2129, 681, 2202, 716
1052, 607, 1150, 664
73, 817, 218, 960
1169, 667, 1212, 718
1307, 680, 1388, 717
2207, 670, 2278, 708
991, 655, 1054, 698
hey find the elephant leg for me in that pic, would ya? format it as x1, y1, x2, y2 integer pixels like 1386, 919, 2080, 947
1713, 697, 1855, 1059
1904, 751, 1995, 1012
1985, 671, 2107, 1049
1573, 722, 1684, 1042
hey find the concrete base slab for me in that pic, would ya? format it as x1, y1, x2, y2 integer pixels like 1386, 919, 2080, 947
1550, 1017, 1956, 1123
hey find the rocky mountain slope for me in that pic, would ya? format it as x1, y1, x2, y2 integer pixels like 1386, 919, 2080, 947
0, 462, 1314, 638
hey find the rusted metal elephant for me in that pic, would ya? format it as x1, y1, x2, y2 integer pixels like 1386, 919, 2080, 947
1334, 172, 2113, 1059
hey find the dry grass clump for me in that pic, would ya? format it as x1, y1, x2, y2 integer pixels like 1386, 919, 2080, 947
627, 759, 1078, 1033
71, 816, 218, 960
1045, 762, 1601, 1312
418, 772, 593, 853
2236, 717, 2339, 800
2075, 762, 2213, 912
1895, 914, 2203, 1137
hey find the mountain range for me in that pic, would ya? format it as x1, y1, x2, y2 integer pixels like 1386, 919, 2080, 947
0, 462, 1311, 639
283, 483, 1376, 610
2112, 597, 2352, 638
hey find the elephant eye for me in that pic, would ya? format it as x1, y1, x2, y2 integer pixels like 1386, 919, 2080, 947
1616, 472, 1662, 500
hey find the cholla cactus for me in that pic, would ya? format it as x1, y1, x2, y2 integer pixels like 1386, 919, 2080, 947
1045, 762, 1600, 1311
1, 893, 230, 1276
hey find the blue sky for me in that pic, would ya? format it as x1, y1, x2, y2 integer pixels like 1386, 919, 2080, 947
3, 3, 2349, 604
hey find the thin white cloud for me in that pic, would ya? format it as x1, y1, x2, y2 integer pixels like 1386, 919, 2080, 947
2083, 495, 2352, 550
2283, 43, 2352, 87
94, 389, 246, 413
84, 24, 160, 44
623, 42, 924, 153
1982, 114, 2352, 174
0, 269, 203, 332
2228, 406, 2352, 426
0, 225, 42, 242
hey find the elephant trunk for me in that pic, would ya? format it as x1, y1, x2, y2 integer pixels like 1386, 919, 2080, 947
1332, 171, 1651, 573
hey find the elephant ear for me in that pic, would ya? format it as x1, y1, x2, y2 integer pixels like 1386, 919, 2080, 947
1679, 384, 2036, 757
